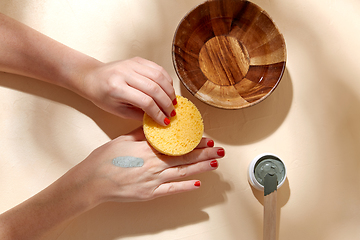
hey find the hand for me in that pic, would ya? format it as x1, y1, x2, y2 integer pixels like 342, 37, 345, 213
0, 13, 175, 125
82, 57, 176, 126
71, 127, 225, 203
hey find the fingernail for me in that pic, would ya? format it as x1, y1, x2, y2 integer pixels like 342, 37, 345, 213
210, 160, 218, 168
194, 181, 201, 187
164, 117, 170, 125
172, 98, 177, 106
207, 140, 214, 147
217, 148, 225, 157
170, 110, 176, 117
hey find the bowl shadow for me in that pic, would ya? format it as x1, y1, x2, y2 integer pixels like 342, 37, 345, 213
180, 67, 293, 145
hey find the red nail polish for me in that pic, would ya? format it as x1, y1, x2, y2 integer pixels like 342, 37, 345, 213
170, 110, 176, 117
194, 181, 201, 187
164, 117, 170, 125
207, 140, 214, 147
172, 98, 177, 106
210, 160, 218, 168
217, 148, 225, 157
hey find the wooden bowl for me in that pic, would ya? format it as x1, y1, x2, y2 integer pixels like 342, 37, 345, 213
172, 0, 287, 109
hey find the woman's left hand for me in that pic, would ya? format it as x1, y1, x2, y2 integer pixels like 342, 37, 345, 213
69, 127, 225, 204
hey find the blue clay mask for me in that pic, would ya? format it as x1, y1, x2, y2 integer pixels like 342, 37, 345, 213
112, 156, 144, 168
254, 157, 285, 186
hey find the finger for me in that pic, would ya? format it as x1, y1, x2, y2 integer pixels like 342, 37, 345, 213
132, 57, 174, 85
159, 159, 219, 182
195, 138, 215, 149
131, 59, 176, 103
163, 147, 225, 168
152, 180, 201, 199
116, 85, 168, 126
126, 73, 175, 120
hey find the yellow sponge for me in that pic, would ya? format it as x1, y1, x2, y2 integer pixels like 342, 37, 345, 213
143, 95, 204, 156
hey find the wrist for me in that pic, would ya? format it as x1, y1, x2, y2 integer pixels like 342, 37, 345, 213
0, 165, 99, 239
60, 163, 103, 210
56, 52, 103, 100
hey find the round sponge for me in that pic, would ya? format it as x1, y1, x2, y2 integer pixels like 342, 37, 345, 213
143, 95, 204, 156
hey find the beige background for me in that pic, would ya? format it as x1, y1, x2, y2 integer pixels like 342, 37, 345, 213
1, 0, 360, 239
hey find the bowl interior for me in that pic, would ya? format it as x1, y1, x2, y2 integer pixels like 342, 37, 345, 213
172, 0, 286, 109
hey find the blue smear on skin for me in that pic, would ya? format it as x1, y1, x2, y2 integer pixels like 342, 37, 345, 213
112, 156, 144, 168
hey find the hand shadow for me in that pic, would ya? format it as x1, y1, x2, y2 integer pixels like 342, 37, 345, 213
52, 172, 231, 240
0, 72, 141, 139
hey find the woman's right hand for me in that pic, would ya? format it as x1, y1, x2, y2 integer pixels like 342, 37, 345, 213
79, 57, 177, 126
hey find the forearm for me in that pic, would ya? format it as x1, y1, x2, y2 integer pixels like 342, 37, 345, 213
0, 13, 102, 96
0, 167, 98, 240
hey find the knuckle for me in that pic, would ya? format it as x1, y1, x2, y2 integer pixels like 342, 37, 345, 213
166, 183, 177, 194
107, 76, 119, 92
154, 108, 164, 120
204, 148, 214, 160
169, 87, 175, 97
151, 70, 163, 81
177, 165, 188, 178
164, 99, 173, 110
182, 154, 193, 165
146, 81, 159, 94
140, 95, 153, 109
107, 75, 125, 95
145, 161, 160, 174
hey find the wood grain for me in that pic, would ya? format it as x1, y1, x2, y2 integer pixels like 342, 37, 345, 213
264, 190, 277, 240
172, 0, 286, 109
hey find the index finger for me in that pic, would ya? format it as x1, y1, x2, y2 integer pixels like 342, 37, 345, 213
131, 59, 176, 105
132, 57, 173, 85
